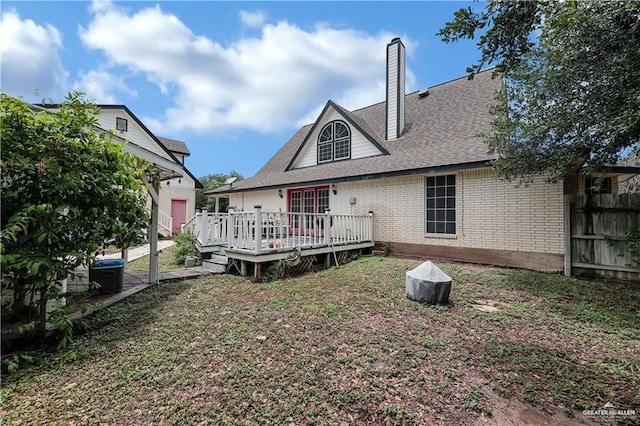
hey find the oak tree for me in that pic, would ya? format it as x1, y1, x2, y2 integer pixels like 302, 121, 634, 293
440, 1, 640, 183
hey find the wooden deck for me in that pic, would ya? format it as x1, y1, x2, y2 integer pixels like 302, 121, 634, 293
184, 208, 375, 281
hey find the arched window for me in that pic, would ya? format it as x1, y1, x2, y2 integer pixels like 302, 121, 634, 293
317, 120, 351, 164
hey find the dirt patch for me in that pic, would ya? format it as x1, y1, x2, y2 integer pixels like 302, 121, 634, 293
476, 389, 596, 426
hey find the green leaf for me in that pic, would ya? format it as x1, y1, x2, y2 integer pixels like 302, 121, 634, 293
2, 92, 151, 340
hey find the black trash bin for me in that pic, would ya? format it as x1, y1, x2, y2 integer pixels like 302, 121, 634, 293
90, 259, 125, 293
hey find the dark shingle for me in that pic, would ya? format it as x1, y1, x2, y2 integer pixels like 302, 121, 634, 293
210, 69, 501, 194
158, 137, 190, 156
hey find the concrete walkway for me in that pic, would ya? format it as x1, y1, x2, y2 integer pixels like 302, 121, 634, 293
98, 239, 176, 262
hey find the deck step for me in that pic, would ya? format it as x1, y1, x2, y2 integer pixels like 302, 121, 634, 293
202, 260, 226, 274
208, 254, 228, 265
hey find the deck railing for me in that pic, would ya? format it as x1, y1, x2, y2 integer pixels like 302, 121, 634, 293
186, 208, 373, 254
158, 209, 174, 236
183, 211, 229, 246
181, 214, 197, 235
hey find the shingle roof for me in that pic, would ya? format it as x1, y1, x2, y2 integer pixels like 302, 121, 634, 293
209, 69, 501, 194
155, 137, 203, 188
158, 137, 190, 155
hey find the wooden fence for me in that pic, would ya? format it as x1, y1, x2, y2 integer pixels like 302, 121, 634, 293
565, 194, 640, 281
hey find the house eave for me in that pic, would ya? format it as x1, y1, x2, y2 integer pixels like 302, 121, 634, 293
206, 160, 494, 196
99, 129, 183, 181
580, 166, 640, 183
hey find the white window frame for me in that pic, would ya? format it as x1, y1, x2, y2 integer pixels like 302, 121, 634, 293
425, 174, 457, 236
317, 120, 351, 164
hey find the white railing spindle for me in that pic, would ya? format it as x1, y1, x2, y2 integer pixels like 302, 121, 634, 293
194, 209, 374, 254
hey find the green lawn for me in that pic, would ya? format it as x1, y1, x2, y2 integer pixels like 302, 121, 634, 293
126, 244, 183, 273
2, 257, 639, 425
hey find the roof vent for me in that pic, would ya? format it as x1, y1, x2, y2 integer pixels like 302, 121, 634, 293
418, 89, 430, 99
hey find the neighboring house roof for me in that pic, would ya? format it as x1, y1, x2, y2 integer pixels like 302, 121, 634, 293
209, 69, 501, 194
97, 105, 185, 166
31, 103, 183, 181
158, 136, 191, 156
36, 103, 203, 189
95, 106, 203, 189
157, 136, 203, 189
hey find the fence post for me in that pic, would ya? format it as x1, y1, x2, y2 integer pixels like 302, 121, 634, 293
254, 205, 262, 254
564, 196, 572, 277
368, 211, 374, 242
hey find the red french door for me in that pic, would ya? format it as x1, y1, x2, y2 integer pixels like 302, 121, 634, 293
288, 186, 329, 234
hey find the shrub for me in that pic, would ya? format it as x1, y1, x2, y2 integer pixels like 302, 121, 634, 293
623, 227, 640, 266
172, 230, 200, 266
1, 93, 149, 345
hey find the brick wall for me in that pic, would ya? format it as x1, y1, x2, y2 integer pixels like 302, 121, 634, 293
330, 168, 564, 255
224, 168, 565, 256
461, 169, 564, 254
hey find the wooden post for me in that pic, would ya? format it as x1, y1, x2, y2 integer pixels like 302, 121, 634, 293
199, 209, 208, 245
253, 262, 262, 283
324, 209, 331, 245
325, 253, 331, 269
368, 211, 374, 242
241, 260, 247, 277
149, 179, 160, 285
227, 208, 234, 249
215, 196, 220, 213
121, 248, 128, 267
278, 212, 284, 239
141, 171, 160, 285
564, 196, 572, 276
254, 205, 262, 254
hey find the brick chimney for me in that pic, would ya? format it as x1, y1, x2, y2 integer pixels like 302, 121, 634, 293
386, 37, 406, 140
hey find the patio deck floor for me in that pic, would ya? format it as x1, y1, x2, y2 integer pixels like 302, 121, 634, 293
67, 266, 211, 320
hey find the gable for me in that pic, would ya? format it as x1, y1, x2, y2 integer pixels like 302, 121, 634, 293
288, 102, 387, 170
208, 69, 502, 195
96, 109, 174, 162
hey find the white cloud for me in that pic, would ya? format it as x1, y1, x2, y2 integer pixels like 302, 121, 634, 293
79, 1, 417, 135
0, 10, 68, 100
295, 80, 389, 128
240, 10, 267, 28
72, 69, 137, 104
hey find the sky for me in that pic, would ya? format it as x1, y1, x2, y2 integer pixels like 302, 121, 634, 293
1, 1, 487, 180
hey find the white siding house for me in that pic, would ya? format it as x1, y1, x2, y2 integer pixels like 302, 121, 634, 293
82, 106, 202, 235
